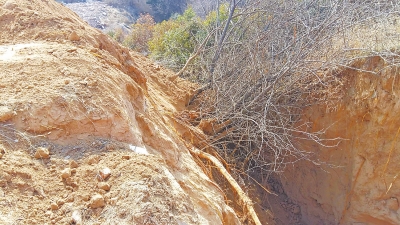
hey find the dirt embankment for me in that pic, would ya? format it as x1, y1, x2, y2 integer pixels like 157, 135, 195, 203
282, 56, 400, 224
0, 0, 240, 224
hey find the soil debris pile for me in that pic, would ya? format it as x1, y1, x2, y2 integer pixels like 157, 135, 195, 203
0, 0, 239, 224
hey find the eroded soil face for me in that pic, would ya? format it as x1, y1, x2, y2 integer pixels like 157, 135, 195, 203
282, 57, 400, 225
0, 0, 240, 224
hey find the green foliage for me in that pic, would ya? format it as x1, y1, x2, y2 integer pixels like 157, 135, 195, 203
202, 3, 230, 28
106, 4, 234, 72
124, 13, 156, 53
148, 7, 203, 69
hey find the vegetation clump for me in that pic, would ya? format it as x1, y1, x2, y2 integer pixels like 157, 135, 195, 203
110, 0, 400, 185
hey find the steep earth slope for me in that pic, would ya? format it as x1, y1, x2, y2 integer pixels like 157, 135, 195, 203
0, 0, 240, 224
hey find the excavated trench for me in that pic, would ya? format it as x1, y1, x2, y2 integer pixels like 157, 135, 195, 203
2, 0, 400, 224
277, 57, 400, 225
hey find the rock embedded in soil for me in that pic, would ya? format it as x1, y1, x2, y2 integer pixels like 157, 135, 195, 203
71, 210, 82, 225
50, 202, 59, 210
69, 31, 80, 41
34, 147, 50, 159
56, 199, 65, 206
98, 167, 111, 181
98, 182, 110, 191
69, 160, 79, 169
81, 193, 90, 201
87, 155, 100, 165
89, 194, 105, 208
61, 168, 71, 179
0, 106, 13, 122
0, 145, 5, 159
69, 160, 79, 168
122, 155, 130, 160
66, 195, 74, 203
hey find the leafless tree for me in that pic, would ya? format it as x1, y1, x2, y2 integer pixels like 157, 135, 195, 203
189, 0, 400, 181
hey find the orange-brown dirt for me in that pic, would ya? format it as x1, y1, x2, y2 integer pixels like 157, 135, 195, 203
281, 56, 400, 224
0, 0, 241, 224
3, 1, 400, 225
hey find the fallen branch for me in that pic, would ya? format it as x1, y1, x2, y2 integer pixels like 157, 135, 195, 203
189, 147, 263, 225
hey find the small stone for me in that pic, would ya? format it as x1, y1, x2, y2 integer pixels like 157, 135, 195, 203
71, 210, 82, 225
69, 31, 80, 41
98, 182, 110, 191
56, 199, 65, 206
64, 79, 70, 85
50, 202, 59, 210
81, 194, 90, 201
60, 168, 71, 179
98, 167, 111, 181
122, 155, 130, 160
34, 147, 50, 159
69, 160, 78, 168
89, 194, 105, 208
0, 145, 4, 159
98, 189, 106, 195
87, 156, 99, 165
66, 47, 77, 53
0, 106, 13, 122
65, 195, 74, 203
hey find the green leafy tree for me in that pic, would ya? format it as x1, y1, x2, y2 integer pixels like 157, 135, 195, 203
148, 7, 202, 69
124, 13, 156, 53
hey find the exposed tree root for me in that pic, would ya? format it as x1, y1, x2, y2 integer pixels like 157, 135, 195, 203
189, 147, 264, 225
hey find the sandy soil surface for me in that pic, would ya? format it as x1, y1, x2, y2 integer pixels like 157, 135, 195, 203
0, 0, 241, 224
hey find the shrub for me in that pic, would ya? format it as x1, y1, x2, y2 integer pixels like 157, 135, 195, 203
148, 7, 202, 69
124, 13, 156, 53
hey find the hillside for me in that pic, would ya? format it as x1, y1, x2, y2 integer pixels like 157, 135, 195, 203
3, 1, 400, 225
0, 0, 241, 224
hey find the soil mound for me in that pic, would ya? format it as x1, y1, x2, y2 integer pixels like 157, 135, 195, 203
0, 0, 239, 224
